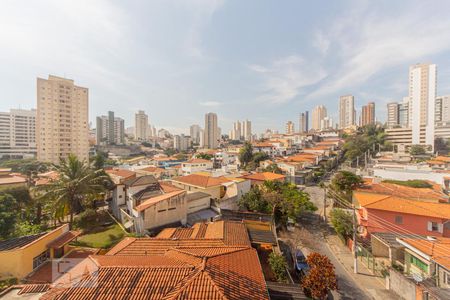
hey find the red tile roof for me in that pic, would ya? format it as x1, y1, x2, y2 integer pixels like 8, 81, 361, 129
172, 174, 230, 188
186, 158, 212, 164
241, 172, 286, 182
399, 237, 450, 269
140, 166, 166, 172
135, 190, 186, 212
47, 231, 81, 249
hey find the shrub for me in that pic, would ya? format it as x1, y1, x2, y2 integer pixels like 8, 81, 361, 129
382, 179, 432, 189
330, 208, 353, 238
268, 252, 288, 282
73, 208, 98, 230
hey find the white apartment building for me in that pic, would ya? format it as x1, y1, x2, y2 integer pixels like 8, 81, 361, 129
96, 111, 125, 145
37, 75, 89, 164
435, 95, 450, 126
190, 124, 202, 144
173, 134, 190, 151
339, 95, 356, 129
204, 112, 219, 149
242, 120, 252, 141
230, 121, 242, 140
408, 63, 437, 147
311, 105, 327, 131
134, 110, 148, 141
0, 109, 36, 159
285, 121, 295, 134
320, 116, 333, 131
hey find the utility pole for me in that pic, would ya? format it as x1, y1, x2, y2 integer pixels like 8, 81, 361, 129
352, 204, 358, 274
323, 185, 327, 223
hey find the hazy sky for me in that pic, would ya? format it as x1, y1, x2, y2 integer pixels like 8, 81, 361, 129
1, 0, 450, 134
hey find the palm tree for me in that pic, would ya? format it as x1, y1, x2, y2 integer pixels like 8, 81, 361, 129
38, 154, 109, 227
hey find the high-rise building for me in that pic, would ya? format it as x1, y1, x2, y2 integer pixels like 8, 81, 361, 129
399, 101, 409, 128
387, 102, 399, 128
320, 117, 333, 130
435, 95, 450, 126
190, 124, 202, 144
230, 121, 242, 140
135, 110, 149, 141
174, 134, 190, 151
96, 111, 125, 145
299, 111, 309, 133
37, 75, 89, 164
204, 113, 219, 149
242, 120, 252, 141
408, 63, 436, 146
339, 95, 355, 129
361, 102, 375, 126
311, 105, 327, 131
0, 109, 36, 159
285, 121, 295, 134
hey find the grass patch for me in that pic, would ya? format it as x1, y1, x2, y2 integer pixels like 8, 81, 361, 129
382, 179, 432, 189
72, 211, 126, 249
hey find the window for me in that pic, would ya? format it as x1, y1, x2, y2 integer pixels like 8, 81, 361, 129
428, 221, 439, 232
33, 250, 50, 270
444, 271, 450, 285
410, 255, 428, 272
395, 216, 403, 224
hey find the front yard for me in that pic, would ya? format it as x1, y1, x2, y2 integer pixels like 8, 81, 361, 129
72, 211, 127, 249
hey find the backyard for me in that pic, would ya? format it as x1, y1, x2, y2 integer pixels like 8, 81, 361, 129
71, 211, 127, 249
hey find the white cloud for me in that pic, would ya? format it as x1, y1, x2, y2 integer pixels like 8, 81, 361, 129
199, 101, 223, 107
313, 31, 330, 55
249, 55, 328, 104
307, 3, 450, 100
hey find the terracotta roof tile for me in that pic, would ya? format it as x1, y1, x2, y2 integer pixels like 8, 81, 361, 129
399, 237, 450, 269
241, 172, 285, 182
172, 174, 230, 188
186, 158, 212, 164
47, 231, 80, 248
135, 190, 186, 212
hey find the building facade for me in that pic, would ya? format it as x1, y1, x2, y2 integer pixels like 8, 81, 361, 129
242, 120, 252, 141
311, 105, 327, 131
204, 112, 219, 149
387, 102, 399, 128
361, 102, 375, 126
435, 95, 450, 126
134, 110, 148, 141
408, 63, 437, 147
96, 111, 125, 145
173, 134, 191, 151
189, 124, 201, 144
285, 121, 295, 134
299, 111, 309, 133
339, 95, 355, 129
37, 75, 89, 164
0, 109, 36, 159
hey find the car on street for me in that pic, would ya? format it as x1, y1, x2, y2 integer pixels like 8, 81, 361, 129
293, 248, 309, 275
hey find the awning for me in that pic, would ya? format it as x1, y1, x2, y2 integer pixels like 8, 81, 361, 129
47, 231, 81, 249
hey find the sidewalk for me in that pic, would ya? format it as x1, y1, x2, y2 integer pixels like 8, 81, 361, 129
325, 235, 397, 300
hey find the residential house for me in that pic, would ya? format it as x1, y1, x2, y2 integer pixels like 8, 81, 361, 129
4, 221, 270, 300
240, 172, 286, 186
133, 165, 169, 179
0, 224, 79, 280
0, 168, 27, 190
105, 168, 137, 220
181, 158, 213, 175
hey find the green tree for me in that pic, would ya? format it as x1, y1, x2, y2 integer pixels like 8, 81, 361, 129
164, 148, 177, 157
196, 153, 213, 160
263, 163, 283, 174
330, 208, 353, 238
93, 153, 106, 170
37, 155, 109, 227
331, 171, 363, 200
268, 252, 288, 282
0, 193, 18, 239
237, 187, 270, 213
239, 142, 254, 167
409, 144, 426, 156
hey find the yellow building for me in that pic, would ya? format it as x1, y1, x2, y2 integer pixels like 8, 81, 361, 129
0, 224, 79, 280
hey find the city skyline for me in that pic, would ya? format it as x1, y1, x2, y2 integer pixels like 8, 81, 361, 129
2, 1, 450, 134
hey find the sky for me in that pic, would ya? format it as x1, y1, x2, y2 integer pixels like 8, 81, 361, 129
1, 0, 450, 135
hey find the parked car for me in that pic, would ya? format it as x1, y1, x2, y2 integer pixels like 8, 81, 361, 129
293, 249, 309, 275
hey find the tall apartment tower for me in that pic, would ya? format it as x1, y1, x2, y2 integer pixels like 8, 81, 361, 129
230, 121, 242, 140
190, 124, 202, 144
134, 110, 149, 141
435, 95, 450, 126
96, 111, 125, 145
408, 63, 437, 146
285, 121, 295, 134
361, 102, 375, 126
204, 112, 219, 149
242, 120, 252, 141
339, 95, 355, 129
311, 105, 327, 131
0, 109, 36, 159
387, 102, 399, 128
299, 111, 309, 133
37, 75, 89, 164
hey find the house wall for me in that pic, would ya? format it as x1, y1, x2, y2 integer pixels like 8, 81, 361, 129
362, 208, 448, 238
388, 268, 417, 300
111, 183, 126, 220
142, 193, 187, 231
404, 250, 434, 278
187, 196, 211, 214
171, 182, 221, 199
371, 236, 390, 258
437, 265, 450, 288
373, 168, 447, 187
0, 225, 68, 280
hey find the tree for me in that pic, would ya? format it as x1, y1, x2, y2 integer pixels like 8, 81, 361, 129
263, 163, 283, 174
252, 152, 269, 164
330, 208, 353, 238
435, 137, 450, 154
331, 171, 363, 200
268, 252, 288, 282
0, 193, 18, 239
239, 142, 254, 167
409, 144, 426, 156
196, 153, 213, 160
37, 155, 109, 227
164, 148, 177, 157
93, 153, 106, 170
302, 252, 338, 299
237, 187, 270, 213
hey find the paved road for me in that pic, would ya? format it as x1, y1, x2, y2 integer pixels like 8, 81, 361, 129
278, 214, 370, 300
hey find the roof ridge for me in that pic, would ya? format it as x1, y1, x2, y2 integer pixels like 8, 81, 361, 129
161, 268, 203, 300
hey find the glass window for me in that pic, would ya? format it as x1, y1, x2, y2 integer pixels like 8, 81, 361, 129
33, 250, 50, 270
410, 255, 428, 272
395, 216, 403, 224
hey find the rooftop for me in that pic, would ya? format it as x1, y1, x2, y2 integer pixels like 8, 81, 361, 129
398, 237, 450, 269
241, 172, 286, 182
185, 158, 212, 164
172, 174, 231, 188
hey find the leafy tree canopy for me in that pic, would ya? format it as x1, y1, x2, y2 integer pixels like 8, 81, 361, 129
0, 193, 18, 239
196, 153, 213, 160
330, 208, 353, 238
268, 252, 288, 282
302, 252, 338, 299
